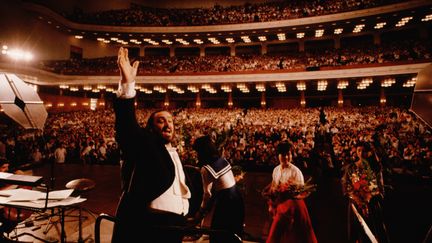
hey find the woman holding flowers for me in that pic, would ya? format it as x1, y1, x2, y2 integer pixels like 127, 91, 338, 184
264, 141, 317, 243
342, 142, 389, 243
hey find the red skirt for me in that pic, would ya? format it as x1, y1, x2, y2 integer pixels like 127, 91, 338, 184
266, 199, 318, 243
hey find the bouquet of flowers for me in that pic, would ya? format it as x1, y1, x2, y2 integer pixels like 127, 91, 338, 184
346, 169, 380, 216
262, 178, 317, 206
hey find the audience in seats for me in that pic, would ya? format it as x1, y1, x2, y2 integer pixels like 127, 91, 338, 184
0, 106, 430, 180
34, 40, 431, 75
61, 0, 405, 26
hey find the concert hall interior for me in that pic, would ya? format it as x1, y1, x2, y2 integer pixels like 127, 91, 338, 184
0, 0, 431, 242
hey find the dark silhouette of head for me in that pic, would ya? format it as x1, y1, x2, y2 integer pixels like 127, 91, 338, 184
277, 141, 292, 155
192, 135, 220, 166
277, 141, 293, 166
355, 141, 374, 160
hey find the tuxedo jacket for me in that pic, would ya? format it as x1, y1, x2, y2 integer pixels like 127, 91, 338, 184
113, 97, 176, 221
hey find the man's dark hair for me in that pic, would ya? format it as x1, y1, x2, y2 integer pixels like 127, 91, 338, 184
192, 135, 220, 165
145, 109, 170, 132
357, 141, 381, 171
232, 165, 244, 177
356, 141, 373, 153
277, 141, 292, 155
0, 157, 9, 166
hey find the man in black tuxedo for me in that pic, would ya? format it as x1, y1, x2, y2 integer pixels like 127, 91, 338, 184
112, 47, 191, 243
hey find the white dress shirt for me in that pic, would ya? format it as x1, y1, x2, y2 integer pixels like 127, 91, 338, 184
149, 146, 191, 215
116, 81, 136, 99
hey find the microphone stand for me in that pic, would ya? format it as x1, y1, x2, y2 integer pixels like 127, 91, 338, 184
37, 129, 59, 236
28, 124, 54, 209
32, 128, 53, 210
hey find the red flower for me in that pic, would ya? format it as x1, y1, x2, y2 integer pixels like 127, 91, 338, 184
353, 181, 361, 190
346, 170, 380, 216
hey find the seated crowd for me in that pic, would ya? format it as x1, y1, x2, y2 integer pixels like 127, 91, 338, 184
1, 106, 430, 181
60, 0, 405, 26
35, 40, 431, 75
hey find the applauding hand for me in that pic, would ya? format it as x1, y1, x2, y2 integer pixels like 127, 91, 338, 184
117, 47, 139, 84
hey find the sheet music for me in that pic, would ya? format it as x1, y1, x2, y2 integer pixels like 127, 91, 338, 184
44, 189, 75, 200
1, 196, 87, 209
0, 172, 43, 186
0, 188, 74, 203
0, 188, 42, 202
0, 172, 13, 179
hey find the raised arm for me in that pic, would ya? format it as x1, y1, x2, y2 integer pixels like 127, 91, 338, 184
114, 47, 142, 142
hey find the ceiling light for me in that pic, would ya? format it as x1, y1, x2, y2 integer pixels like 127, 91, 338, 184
353, 24, 365, 33
276, 82, 286, 92
296, 81, 306, 91
221, 84, 232, 93
422, 14, 432, 21
241, 36, 251, 43
256, 83, 266, 92
395, 16, 413, 27
357, 77, 373, 89
226, 38, 235, 43
381, 78, 396, 87
296, 32, 305, 38
337, 80, 349, 89
277, 33, 286, 40
403, 76, 416, 87
317, 80, 327, 91
194, 39, 204, 44
334, 28, 343, 34
315, 29, 324, 37
374, 22, 386, 29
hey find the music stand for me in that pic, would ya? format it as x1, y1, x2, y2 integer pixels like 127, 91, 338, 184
0, 73, 47, 130
0, 72, 54, 241
0, 73, 54, 187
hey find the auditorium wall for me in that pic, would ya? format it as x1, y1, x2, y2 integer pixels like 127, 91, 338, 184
411, 64, 432, 127
39, 93, 105, 113
267, 97, 299, 109
1, 0, 118, 60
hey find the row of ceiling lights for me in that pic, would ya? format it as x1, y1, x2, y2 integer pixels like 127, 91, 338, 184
58, 77, 417, 94
71, 14, 432, 46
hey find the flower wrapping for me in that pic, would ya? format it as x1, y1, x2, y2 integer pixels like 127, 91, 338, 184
262, 178, 317, 206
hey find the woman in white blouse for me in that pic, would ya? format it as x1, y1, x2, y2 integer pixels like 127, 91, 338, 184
266, 141, 317, 243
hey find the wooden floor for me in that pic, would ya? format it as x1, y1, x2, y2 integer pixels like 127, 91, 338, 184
4, 163, 431, 243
